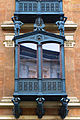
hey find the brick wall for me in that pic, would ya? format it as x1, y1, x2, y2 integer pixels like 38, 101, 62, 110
63, 0, 80, 100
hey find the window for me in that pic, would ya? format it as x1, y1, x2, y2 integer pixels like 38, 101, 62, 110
19, 43, 37, 78
19, 42, 61, 79
42, 43, 60, 78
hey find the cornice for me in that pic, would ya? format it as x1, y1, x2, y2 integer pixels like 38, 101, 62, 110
1, 21, 77, 31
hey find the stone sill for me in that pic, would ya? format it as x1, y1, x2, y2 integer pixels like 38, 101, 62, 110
0, 116, 80, 120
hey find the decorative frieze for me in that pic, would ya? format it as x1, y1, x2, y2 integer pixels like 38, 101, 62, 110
64, 40, 75, 47
3, 40, 14, 47
3, 34, 14, 47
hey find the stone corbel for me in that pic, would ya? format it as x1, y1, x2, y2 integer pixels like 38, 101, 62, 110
36, 97, 45, 118
59, 97, 70, 119
12, 97, 21, 118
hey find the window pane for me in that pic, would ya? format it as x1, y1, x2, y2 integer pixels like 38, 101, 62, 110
42, 43, 60, 78
19, 43, 37, 78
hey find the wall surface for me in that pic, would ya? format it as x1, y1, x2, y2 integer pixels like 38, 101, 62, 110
63, 0, 80, 100
0, 0, 80, 119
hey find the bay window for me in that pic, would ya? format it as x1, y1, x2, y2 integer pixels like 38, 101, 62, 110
13, 31, 66, 98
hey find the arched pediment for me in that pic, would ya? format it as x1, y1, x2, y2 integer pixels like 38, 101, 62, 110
13, 31, 66, 44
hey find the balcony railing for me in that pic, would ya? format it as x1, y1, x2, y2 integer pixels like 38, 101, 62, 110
15, 0, 63, 23
14, 78, 65, 95
15, 0, 63, 13
16, 1, 60, 13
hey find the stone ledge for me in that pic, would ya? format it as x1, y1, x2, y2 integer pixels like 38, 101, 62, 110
0, 102, 80, 108
0, 97, 80, 108
0, 116, 80, 120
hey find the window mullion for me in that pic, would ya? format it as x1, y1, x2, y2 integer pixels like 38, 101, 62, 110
60, 45, 62, 78
37, 44, 42, 79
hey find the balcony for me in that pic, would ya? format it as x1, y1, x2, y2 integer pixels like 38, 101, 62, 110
15, 0, 63, 23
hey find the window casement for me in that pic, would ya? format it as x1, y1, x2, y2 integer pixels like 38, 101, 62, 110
19, 43, 61, 79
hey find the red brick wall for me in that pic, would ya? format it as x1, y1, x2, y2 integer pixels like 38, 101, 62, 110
0, 0, 15, 98
63, 0, 80, 100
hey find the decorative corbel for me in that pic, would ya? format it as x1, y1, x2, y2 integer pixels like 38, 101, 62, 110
12, 97, 21, 118
59, 97, 70, 119
11, 16, 24, 36
56, 16, 67, 36
36, 97, 45, 118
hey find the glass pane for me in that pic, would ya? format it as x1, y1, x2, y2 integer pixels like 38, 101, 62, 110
19, 43, 37, 78
42, 43, 60, 78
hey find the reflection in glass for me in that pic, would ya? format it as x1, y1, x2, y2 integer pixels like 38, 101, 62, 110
19, 43, 37, 78
42, 43, 60, 78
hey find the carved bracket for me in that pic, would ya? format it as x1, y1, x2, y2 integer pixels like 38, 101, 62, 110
12, 97, 21, 118
56, 16, 67, 36
36, 97, 45, 118
59, 97, 70, 119
11, 16, 24, 36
